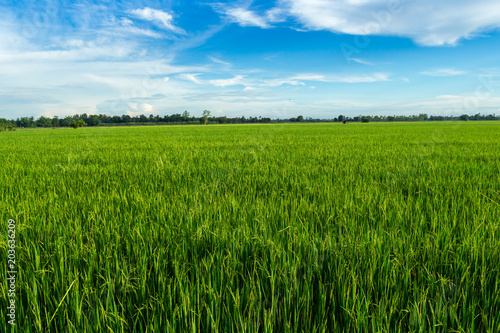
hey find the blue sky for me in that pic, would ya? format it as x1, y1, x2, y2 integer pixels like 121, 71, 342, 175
1, 0, 500, 119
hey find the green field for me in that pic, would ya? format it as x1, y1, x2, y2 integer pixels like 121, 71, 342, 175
1, 122, 499, 332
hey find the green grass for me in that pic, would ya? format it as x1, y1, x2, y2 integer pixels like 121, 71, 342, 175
1, 122, 499, 332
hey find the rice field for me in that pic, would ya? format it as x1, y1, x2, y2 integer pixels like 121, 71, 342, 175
1, 121, 499, 332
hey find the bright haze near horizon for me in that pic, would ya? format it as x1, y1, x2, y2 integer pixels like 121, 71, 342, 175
1, 0, 500, 120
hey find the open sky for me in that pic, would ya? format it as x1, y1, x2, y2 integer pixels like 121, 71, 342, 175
1, 0, 500, 119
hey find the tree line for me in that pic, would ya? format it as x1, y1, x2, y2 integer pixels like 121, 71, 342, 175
0, 111, 499, 130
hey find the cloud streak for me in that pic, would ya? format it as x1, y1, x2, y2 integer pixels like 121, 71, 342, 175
210, 75, 249, 87
350, 58, 374, 66
206, 72, 390, 88
225, 8, 271, 29
129, 7, 185, 34
179, 73, 203, 84
225, 0, 500, 46
420, 69, 467, 77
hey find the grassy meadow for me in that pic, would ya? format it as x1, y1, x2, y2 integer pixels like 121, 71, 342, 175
1, 122, 499, 332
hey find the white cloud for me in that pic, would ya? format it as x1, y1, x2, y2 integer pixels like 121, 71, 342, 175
209, 75, 249, 87
208, 56, 231, 67
221, 6, 287, 29
65, 39, 85, 48
266, 8, 287, 23
127, 102, 155, 116
256, 72, 388, 85
0, 43, 134, 62
208, 72, 390, 88
225, 8, 271, 29
207, 72, 390, 89
332, 73, 390, 83
436, 95, 461, 99
0, 23, 209, 118
118, 17, 163, 38
179, 73, 202, 84
263, 79, 305, 87
129, 8, 184, 33
350, 58, 373, 65
237, 0, 500, 46
291, 74, 327, 81
420, 69, 467, 77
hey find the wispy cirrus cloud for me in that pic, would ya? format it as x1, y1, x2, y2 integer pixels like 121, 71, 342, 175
349, 58, 374, 66
116, 18, 163, 38
129, 7, 185, 34
217, 3, 288, 29
0, 41, 134, 62
178, 73, 203, 84
334, 73, 390, 83
420, 69, 467, 77
261, 78, 305, 87
206, 72, 390, 88
208, 56, 231, 67
224, 8, 271, 29
291, 73, 391, 84
209, 75, 249, 87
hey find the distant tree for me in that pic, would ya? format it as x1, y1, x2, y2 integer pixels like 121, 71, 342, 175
338, 115, 345, 123
52, 116, 59, 127
36, 116, 52, 127
87, 115, 101, 126
71, 120, 85, 129
460, 114, 469, 121
183, 110, 190, 122
99, 114, 111, 123
419, 113, 428, 121
361, 116, 370, 123
60, 116, 74, 127
297, 115, 304, 122
171, 113, 183, 123
0, 119, 15, 131
202, 110, 211, 125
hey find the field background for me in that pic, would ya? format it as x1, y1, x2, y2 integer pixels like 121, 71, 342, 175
1, 122, 499, 332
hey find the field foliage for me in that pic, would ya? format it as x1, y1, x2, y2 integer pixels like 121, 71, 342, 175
1, 122, 499, 332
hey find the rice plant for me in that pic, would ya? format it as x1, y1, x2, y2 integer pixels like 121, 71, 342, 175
1, 122, 499, 332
